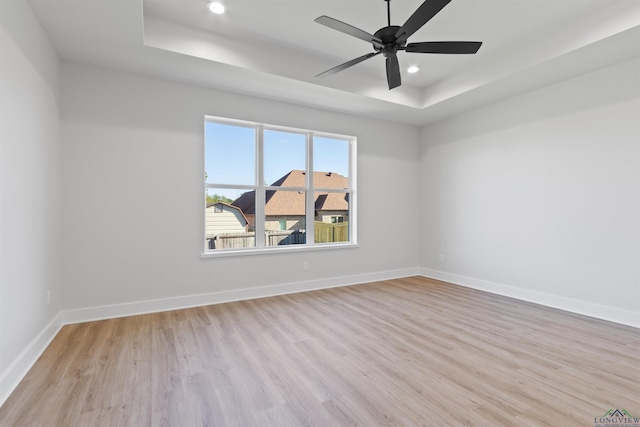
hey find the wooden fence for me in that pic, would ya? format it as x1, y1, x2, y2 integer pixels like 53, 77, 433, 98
208, 230, 306, 249
314, 221, 349, 243
209, 223, 347, 249
267, 230, 306, 246
207, 232, 254, 249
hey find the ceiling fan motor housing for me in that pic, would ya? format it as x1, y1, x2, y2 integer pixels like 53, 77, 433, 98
374, 26, 404, 57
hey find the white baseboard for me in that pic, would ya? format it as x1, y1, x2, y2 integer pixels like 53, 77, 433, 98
0, 312, 64, 407
420, 268, 640, 328
63, 267, 420, 324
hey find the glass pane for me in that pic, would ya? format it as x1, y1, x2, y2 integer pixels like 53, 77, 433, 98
313, 137, 349, 188
205, 188, 255, 250
265, 190, 306, 246
205, 122, 255, 185
264, 130, 306, 187
314, 191, 350, 243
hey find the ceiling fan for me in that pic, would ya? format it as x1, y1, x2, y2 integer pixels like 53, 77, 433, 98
314, 0, 482, 90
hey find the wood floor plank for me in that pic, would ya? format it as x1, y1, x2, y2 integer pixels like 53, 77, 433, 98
1, 277, 638, 426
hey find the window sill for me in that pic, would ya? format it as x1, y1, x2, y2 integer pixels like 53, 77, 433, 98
201, 242, 359, 258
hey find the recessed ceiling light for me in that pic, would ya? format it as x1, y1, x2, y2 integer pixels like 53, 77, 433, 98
407, 66, 420, 74
208, 1, 225, 14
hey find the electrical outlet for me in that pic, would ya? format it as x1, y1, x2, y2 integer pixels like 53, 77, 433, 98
303, 261, 308, 271
439, 254, 444, 263
46, 290, 51, 305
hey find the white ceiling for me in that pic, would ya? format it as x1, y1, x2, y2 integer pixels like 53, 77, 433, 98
27, 0, 640, 125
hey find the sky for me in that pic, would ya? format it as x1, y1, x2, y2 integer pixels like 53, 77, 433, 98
205, 122, 350, 200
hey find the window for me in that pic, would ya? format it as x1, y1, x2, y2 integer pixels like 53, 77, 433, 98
204, 116, 356, 254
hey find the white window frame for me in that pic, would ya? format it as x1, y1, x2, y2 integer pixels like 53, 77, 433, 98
202, 116, 358, 258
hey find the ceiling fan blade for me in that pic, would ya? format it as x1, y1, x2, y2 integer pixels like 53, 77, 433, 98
386, 55, 401, 90
315, 16, 384, 49
395, 0, 452, 44
316, 52, 381, 78
405, 41, 482, 54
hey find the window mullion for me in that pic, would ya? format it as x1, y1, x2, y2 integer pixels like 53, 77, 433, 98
349, 138, 356, 243
306, 132, 315, 245
255, 125, 265, 248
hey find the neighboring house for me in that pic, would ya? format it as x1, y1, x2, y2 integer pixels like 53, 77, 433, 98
315, 192, 350, 224
205, 202, 249, 238
232, 170, 349, 231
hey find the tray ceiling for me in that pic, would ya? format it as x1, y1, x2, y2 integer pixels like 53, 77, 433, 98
27, 0, 640, 125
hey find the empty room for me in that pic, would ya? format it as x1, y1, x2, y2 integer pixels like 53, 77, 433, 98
1, 0, 639, 425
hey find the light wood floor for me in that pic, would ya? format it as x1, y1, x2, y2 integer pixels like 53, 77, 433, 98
1, 277, 638, 426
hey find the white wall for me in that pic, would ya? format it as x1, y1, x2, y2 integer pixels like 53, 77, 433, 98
420, 58, 640, 326
61, 62, 420, 314
0, 0, 63, 403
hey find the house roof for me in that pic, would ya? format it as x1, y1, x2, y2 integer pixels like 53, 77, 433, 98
315, 193, 349, 211
232, 170, 349, 216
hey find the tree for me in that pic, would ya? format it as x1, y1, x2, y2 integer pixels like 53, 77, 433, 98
206, 193, 234, 205
206, 173, 235, 205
